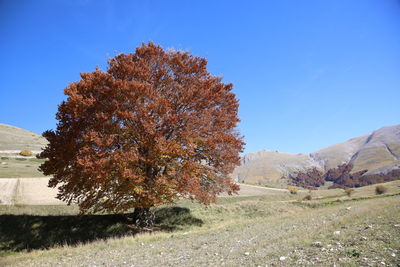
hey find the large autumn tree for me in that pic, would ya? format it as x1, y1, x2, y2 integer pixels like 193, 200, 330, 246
38, 42, 244, 225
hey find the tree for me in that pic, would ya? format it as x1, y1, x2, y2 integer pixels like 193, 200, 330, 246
289, 167, 325, 190
38, 42, 244, 226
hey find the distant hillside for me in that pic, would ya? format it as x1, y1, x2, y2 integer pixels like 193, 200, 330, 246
0, 123, 47, 151
232, 150, 322, 187
233, 125, 400, 187
2, 123, 399, 184
311, 125, 400, 174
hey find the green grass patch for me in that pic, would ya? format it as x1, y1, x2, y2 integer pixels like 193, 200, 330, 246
346, 249, 361, 258
28, 158, 46, 163
294, 192, 400, 208
0, 158, 47, 178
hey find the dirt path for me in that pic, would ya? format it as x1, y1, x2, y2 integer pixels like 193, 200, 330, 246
0, 179, 282, 205
0, 178, 17, 205
237, 183, 288, 192
0, 178, 62, 205
225, 183, 289, 197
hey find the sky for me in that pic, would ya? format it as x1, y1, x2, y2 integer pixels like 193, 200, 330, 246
0, 0, 399, 154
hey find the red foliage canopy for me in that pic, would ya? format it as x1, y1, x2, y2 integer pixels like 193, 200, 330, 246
289, 162, 400, 189
39, 42, 244, 213
289, 167, 325, 190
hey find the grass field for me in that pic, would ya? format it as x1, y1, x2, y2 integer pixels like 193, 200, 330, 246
0, 157, 47, 178
1, 181, 399, 266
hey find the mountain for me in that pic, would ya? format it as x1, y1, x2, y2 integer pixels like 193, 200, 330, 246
232, 150, 322, 187
233, 125, 400, 187
0, 123, 47, 152
311, 125, 400, 173
2, 122, 399, 186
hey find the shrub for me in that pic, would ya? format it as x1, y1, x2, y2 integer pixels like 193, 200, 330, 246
344, 188, 354, 197
346, 249, 361, 258
19, 150, 33, 157
303, 194, 312, 200
287, 186, 298, 194
375, 185, 387, 195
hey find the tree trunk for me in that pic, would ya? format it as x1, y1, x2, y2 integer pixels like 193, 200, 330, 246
132, 207, 155, 227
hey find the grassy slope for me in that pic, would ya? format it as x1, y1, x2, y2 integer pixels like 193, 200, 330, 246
0, 157, 46, 178
0, 124, 47, 151
1, 181, 399, 266
0, 123, 48, 178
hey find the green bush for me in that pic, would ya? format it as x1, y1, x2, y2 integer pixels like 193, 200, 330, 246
19, 150, 33, 157
375, 185, 387, 195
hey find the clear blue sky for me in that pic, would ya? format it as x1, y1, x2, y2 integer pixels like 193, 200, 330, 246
1, 0, 399, 154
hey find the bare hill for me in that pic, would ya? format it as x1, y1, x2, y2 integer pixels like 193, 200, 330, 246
311, 125, 400, 174
232, 150, 322, 187
234, 124, 400, 186
0, 123, 47, 151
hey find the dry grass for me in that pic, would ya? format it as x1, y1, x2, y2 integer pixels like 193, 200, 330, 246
0, 123, 47, 151
345, 188, 354, 197
1, 180, 399, 266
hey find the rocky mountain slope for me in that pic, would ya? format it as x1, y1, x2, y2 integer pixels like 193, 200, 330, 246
233, 125, 400, 186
